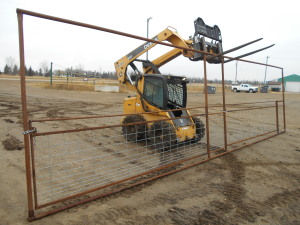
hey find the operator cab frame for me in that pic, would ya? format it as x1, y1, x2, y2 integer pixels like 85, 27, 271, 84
142, 74, 191, 127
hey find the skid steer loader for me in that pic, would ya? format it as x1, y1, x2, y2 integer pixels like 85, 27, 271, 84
114, 17, 273, 150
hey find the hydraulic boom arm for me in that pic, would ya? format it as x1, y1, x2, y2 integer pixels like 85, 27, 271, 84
114, 27, 193, 88
114, 16, 274, 91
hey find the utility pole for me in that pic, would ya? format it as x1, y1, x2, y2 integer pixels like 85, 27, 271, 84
264, 56, 269, 84
235, 61, 238, 84
146, 17, 152, 60
69, 67, 72, 84
50, 62, 53, 86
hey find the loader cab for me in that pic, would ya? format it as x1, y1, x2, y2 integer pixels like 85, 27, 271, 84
143, 74, 187, 110
143, 74, 191, 127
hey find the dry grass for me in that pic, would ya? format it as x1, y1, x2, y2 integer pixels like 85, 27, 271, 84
42, 82, 126, 93
40, 82, 233, 93
187, 84, 232, 93
43, 83, 95, 92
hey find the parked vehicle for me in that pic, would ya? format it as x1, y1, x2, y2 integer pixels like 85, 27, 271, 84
231, 84, 258, 93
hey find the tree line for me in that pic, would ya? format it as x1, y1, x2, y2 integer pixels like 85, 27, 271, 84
1, 57, 261, 85
1, 56, 45, 76
2, 64, 44, 76
1, 63, 117, 79
1, 57, 117, 79
1, 63, 261, 84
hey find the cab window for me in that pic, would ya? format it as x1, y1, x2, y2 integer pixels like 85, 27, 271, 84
143, 77, 164, 109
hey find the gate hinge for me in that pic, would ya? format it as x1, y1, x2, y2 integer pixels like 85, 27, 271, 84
22, 128, 36, 135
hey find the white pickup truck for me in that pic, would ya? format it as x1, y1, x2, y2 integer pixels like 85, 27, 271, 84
231, 84, 258, 93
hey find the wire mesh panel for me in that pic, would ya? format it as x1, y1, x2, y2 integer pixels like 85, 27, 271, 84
16, 9, 286, 221
225, 103, 278, 149
30, 101, 282, 213
277, 101, 285, 132
24, 100, 285, 222
32, 115, 208, 207
206, 113, 225, 151
167, 82, 184, 106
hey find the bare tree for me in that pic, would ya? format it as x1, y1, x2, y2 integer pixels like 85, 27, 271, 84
12, 65, 19, 75
98, 66, 102, 74
75, 64, 85, 74
5, 57, 17, 69
39, 60, 49, 76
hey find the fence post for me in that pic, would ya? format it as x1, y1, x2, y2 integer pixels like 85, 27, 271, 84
202, 37, 210, 158
50, 62, 53, 86
221, 57, 228, 151
17, 10, 35, 220
281, 69, 286, 132
275, 101, 279, 133
29, 121, 38, 208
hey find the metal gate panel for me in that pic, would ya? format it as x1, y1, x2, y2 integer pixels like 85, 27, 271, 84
16, 9, 286, 221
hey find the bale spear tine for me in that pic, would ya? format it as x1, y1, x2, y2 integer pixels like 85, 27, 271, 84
224, 44, 275, 63
207, 38, 263, 60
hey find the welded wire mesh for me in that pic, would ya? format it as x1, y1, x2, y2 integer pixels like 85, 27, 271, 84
32, 102, 282, 207
206, 113, 225, 151
167, 82, 184, 106
33, 116, 207, 205
277, 101, 285, 132
225, 104, 279, 148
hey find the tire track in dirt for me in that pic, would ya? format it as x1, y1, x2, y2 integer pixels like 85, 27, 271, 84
81, 166, 206, 225
263, 188, 300, 223
128, 152, 299, 225
2, 87, 299, 224
265, 189, 300, 208
64, 155, 233, 225
80, 206, 166, 225
196, 153, 300, 225
195, 153, 267, 224
0, 93, 116, 121
40, 147, 299, 225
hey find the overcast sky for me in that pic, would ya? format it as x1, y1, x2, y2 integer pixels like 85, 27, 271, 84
1, 0, 299, 82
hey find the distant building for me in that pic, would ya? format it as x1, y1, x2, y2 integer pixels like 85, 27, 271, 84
278, 74, 300, 92
267, 81, 282, 92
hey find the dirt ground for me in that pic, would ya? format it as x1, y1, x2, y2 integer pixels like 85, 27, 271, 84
0, 78, 299, 225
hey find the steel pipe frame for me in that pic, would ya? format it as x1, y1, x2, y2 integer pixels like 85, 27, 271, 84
30, 101, 277, 123
201, 37, 211, 158
35, 143, 230, 210
28, 101, 282, 219
281, 69, 286, 132
30, 131, 281, 221
17, 12, 35, 219
276, 101, 279, 133
16, 8, 282, 69
227, 130, 279, 147
32, 105, 277, 137
35, 150, 210, 210
27, 101, 282, 220
16, 8, 286, 221
30, 106, 206, 123
28, 121, 38, 209
221, 57, 228, 151
32, 127, 281, 219
33, 113, 206, 137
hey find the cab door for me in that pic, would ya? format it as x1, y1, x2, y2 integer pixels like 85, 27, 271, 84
241, 84, 248, 91
143, 76, 166, 109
